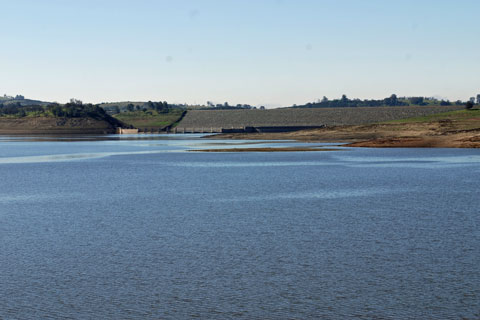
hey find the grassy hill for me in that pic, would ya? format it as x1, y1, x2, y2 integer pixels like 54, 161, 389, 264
385, 108, 480, 128
113, 109, 185, 131
0, 102, 126, 134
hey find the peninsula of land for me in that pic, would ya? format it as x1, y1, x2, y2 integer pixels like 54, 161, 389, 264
207, 109, 480, 149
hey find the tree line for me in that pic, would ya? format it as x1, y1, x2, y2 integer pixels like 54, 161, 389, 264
0, 99, 109, 120
204, 101, 264, 110
293, 94, 468, 108
103, 101, 176, 115
0, 103, 43, 117
124, 101, 170, 113
105, 100, 265, 114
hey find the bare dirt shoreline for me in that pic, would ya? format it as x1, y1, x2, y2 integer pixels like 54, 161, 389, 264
204, 120, 480, 149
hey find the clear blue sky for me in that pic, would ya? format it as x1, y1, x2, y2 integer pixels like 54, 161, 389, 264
1, 0, 479, 107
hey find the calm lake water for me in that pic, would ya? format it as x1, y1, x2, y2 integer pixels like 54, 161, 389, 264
0, 134, 479, 319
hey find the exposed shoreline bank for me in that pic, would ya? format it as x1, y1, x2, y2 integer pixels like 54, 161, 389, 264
1, 109, 479, 149
203, 115, 480, 149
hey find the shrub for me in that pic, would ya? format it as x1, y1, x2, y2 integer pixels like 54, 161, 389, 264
465, 101, 474, 110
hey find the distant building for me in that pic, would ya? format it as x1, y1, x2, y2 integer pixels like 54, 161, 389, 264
116, 127, 139, 134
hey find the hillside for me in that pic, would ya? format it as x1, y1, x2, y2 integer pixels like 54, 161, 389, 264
0, 103, 125, 134
0, 117, 121, 134
0, 98, 51, 107
113, 109, 185, 131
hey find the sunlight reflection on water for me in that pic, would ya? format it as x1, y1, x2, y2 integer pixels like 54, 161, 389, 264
0, 150, 172, 164
211, 187, 396, 202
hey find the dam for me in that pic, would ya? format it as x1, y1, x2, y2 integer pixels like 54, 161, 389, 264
173, 106, 463, 133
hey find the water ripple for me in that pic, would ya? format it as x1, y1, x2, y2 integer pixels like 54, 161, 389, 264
0, 150, 177, 164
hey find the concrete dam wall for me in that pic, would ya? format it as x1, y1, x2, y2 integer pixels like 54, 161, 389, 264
175, 106, 463, 132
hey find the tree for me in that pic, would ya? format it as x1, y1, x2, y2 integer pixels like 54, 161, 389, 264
469, 97, 475, 104
2, 103, 19, 115
384, 94, 398, 106
69, 98, 82, 105
409, 97, 426, 105
465, 101, 474, 110
321, 96, 328, 103
391, 94, 398, 105
51, 105, 64, 117
477, 94, 480, 105
127, 104, 134, 112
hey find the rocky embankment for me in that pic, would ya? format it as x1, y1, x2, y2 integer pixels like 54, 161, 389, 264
0, 117, 119, 134
176, 106, 463, 130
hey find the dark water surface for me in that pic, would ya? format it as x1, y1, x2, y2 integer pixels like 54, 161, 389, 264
1, 135, 479, 319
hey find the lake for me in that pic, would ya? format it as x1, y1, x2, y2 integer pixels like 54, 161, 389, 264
0, 134, 479, 319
